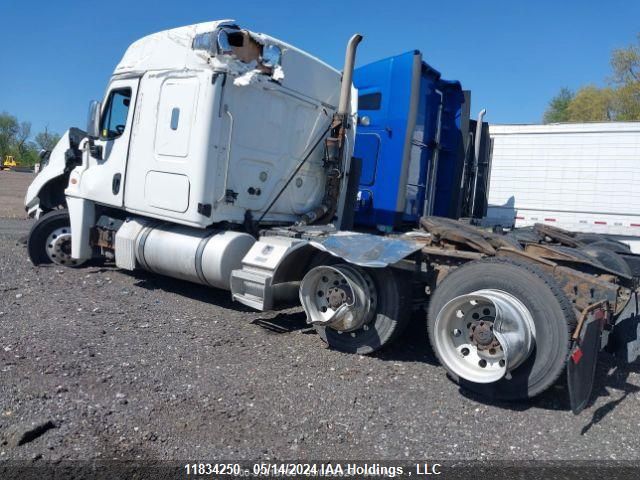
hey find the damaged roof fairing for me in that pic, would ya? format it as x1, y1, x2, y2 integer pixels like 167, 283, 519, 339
112, 20, 340, 97
114, 20, 234, 74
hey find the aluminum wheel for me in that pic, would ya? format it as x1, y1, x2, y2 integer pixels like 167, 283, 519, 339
299, 264, 377, 332
433, 289, 536, 383
45, 226, 81, 267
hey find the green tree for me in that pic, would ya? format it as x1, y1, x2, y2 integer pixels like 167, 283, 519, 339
15, 121, 31, 157
0, 112, 19, 158
20, 144, 40, 166
611, 34, 640, 84
35, 128, 61, 152
545, 33, 640, 122
610, 34, 640, 120
566, 85, 614, 121
0, 112, 59, 166
613, 83, 640, 120
543, 88, 574, 123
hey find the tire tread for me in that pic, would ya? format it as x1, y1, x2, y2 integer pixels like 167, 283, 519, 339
427, 256, 576, 400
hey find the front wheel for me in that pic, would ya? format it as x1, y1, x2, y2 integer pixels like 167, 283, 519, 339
27, 209, 85, 267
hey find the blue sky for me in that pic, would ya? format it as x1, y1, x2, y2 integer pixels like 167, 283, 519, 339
0, 0, 638, 137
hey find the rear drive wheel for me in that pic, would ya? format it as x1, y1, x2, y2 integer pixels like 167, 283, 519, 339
427, 257, 575, 400
27, 209, 85, 267
300, 264, 410, 354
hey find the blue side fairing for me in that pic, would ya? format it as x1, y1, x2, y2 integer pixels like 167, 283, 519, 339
432, 80, 465, 218
353, 51, 466, 230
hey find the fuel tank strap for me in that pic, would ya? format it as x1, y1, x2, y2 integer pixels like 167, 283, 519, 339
136, 222, 163, 271
195, 232, 217, 286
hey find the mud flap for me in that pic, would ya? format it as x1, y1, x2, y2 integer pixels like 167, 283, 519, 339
567, 311, 604, 415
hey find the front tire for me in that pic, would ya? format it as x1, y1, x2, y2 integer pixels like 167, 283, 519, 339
427, 257, 576, 400
27, 209, 84, 267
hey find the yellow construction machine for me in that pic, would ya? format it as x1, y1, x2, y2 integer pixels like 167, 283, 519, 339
1, 155, 18, 170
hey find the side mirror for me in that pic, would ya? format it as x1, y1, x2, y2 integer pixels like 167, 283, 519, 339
38, 149, 51, 161
86, 100, 101, 138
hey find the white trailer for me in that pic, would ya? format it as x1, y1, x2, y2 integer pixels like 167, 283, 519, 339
485, 122, 640, 252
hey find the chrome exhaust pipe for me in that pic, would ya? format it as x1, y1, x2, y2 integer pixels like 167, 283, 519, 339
470, 108, 487, 217
337, 34, 363, 115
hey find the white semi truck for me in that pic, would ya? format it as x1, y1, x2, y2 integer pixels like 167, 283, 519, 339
24, 20, 640, 413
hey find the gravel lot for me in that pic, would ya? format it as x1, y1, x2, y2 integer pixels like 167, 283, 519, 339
0, 171, 34, 219
1, 171, 640, 464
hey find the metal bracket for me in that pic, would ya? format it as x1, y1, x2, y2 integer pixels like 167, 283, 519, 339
225, 190, 238, 204
197, 203, 212, 217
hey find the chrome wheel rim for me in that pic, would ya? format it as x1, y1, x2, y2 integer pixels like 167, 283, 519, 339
45, 226, 80, 266
433, 289, 536, 383
299, 264, 377, 332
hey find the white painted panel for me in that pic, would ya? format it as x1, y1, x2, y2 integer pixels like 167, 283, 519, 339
486, 123, 640, 237
124, 70, 217, 227
155, 78, 199, 158
221, 81, 329, 218
145, 171, 190, 212
75, 77, 139, 208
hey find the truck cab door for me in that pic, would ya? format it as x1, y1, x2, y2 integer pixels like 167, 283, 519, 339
80, 78, 139, 207
353, 91, 386, 189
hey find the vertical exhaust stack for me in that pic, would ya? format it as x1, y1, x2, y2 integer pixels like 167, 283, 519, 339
470, 108, 487, 218
297, 34, 363, 226
338, 34, 363, 115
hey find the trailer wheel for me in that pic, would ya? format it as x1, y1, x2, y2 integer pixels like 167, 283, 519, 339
27, 209, 85, 267
301, 265, 410, 354
427, 257, 575, 400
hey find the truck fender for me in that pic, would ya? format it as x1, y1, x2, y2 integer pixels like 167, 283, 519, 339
270, 232, 425, 285
232, 232, 424, 311
307, 232, 425, 268
66, 196, 95, 261
24, 129, 85, 217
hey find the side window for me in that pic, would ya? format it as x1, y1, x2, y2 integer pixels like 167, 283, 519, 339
100, 88, 132, 139
358, 92, 382, 111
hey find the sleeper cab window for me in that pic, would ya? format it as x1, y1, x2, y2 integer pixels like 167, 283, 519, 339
100, 88, 132, 139
358, 92, 382, 111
